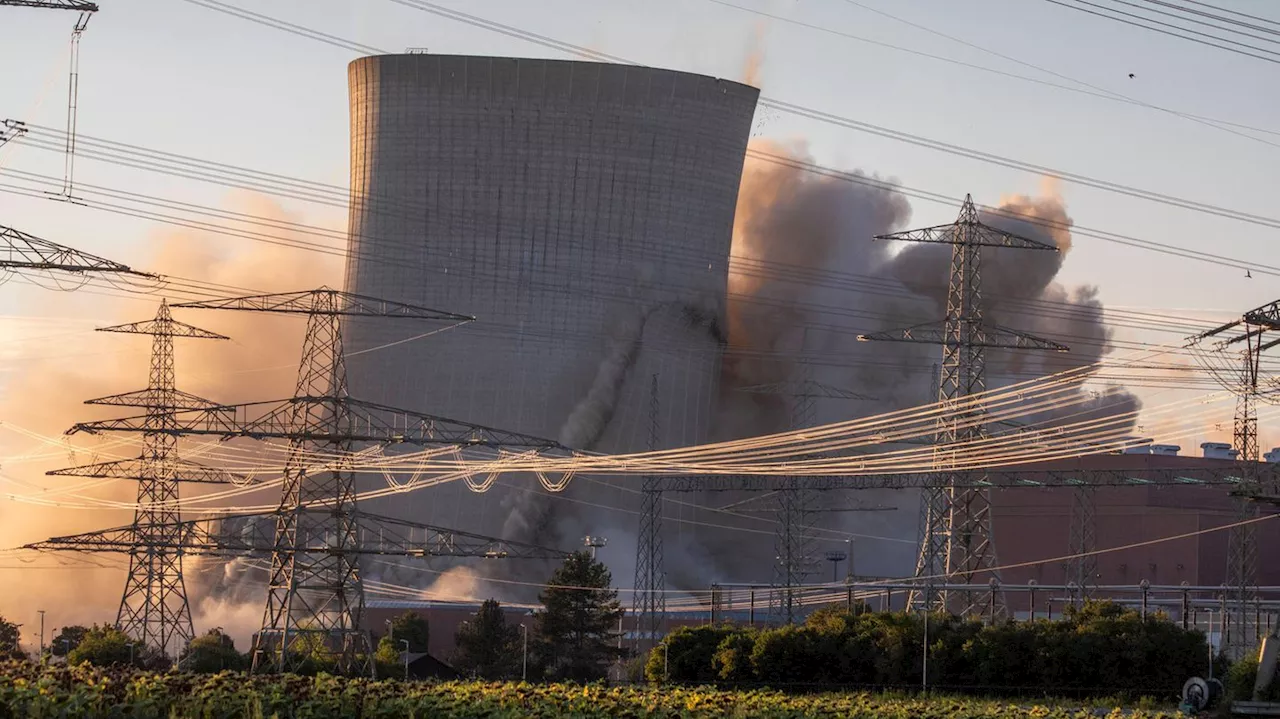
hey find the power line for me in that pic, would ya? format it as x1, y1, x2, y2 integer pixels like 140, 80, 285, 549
1041, 0, 1280, 64
712, 0, 1280, 151
170, 1, 1280, 240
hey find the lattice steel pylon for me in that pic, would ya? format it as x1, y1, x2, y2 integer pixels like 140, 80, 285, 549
45, 301, 232, 657
738, 375, 875, 624
1188, 299, 1280, 656
631, 373, 664, 654
96, 287, 568, 676
1068, 479, 1098, 598
858, 194, 1068, 616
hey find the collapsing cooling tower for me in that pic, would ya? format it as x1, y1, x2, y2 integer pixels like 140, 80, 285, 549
342, 55, 759, 563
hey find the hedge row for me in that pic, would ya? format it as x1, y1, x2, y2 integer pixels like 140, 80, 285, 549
648, 601, 1213, 698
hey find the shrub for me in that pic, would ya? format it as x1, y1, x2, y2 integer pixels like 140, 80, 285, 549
657, 600, 1209, 698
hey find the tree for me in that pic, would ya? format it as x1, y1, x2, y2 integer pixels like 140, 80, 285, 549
373, 611, 430, 678
0, 615, 23, 660
50, 625, 89, 657
532, 551, 626, 682
67, 625, 168, 670
453, 599, 521, 679
179, 628, 246, 672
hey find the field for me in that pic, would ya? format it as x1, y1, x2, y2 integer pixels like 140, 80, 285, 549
0, 662, 1183, 718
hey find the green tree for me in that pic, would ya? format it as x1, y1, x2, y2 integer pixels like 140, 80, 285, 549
532, 551, 626, 682
373, 612, 430, 678
453, 599, 521, 679
50, 625, 88, 657
67, 625, 167, 669
179, 628, 246, 672
646, 625, 737, 682
0, 615, 23, 660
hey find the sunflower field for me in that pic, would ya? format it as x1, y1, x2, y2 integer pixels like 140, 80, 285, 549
0, 661, 1183, 719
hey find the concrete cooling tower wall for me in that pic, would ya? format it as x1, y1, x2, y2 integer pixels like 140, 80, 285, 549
342, 54, 759, 581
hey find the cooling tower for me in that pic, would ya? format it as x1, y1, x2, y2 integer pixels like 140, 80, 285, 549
342, 54, 759, 575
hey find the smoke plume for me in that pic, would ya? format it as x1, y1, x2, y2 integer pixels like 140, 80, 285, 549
702, 142, 1141, 579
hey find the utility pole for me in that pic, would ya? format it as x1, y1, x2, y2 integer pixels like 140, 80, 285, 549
859, 194, 1068, 617
37, 611, 45, 661
632, 374, 665, 654
737, 374, 874, 625
44, 301, 235, 658
1187, 297, 1280, 657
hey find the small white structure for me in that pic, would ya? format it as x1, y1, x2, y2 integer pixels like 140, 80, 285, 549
1200, 442, 1240, 460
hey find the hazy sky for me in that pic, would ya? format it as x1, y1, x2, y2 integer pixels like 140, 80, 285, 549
0, 0, 1278, 440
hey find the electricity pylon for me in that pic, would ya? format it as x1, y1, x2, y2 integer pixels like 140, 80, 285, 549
1188, 297, 1280, 656
44, 301, 238, 657
858, 194, 1068, 616
631, 374, 664, 654
66, 287, 568, 675
738, 376, 874, 624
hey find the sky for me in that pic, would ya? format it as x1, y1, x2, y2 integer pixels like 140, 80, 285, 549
0, 0, 1277, 642
0, 0, 1275, 458
0, 2, 1274, 454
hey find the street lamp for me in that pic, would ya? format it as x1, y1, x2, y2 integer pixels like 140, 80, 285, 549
37, 611, 45, 661
583, 536, 608, 559
126, 642, 135, 665
824, 551, 847, 583
519, 624, 528, 682
400, 639, 410, 678
385, 619, 393, 643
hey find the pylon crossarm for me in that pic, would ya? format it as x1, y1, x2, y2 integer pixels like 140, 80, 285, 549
736, 379, 877, 401
0, 225, 148, 275
172, 287, 475, 322
1245, 300, 1280, 330
69, 396, 569, 449
46, 456, 253, 484
97, 318, 227, 340
358, 512, 573, 559
0, 0, 98, 9
857, 321, 1069, 352
23, 511, 572, 559
84, 388, 225, 411
874, 220, 1058, 251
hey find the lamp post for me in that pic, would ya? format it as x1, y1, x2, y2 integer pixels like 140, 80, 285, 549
1140, 579, 1151, 621
583, 536, 607, 559
519, 624, 528, 681
385, 618, 393, 643
37, 611, 45, 661
400, 639, 410, 678
126, 642, 135, 665
824, 551, 847, 584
